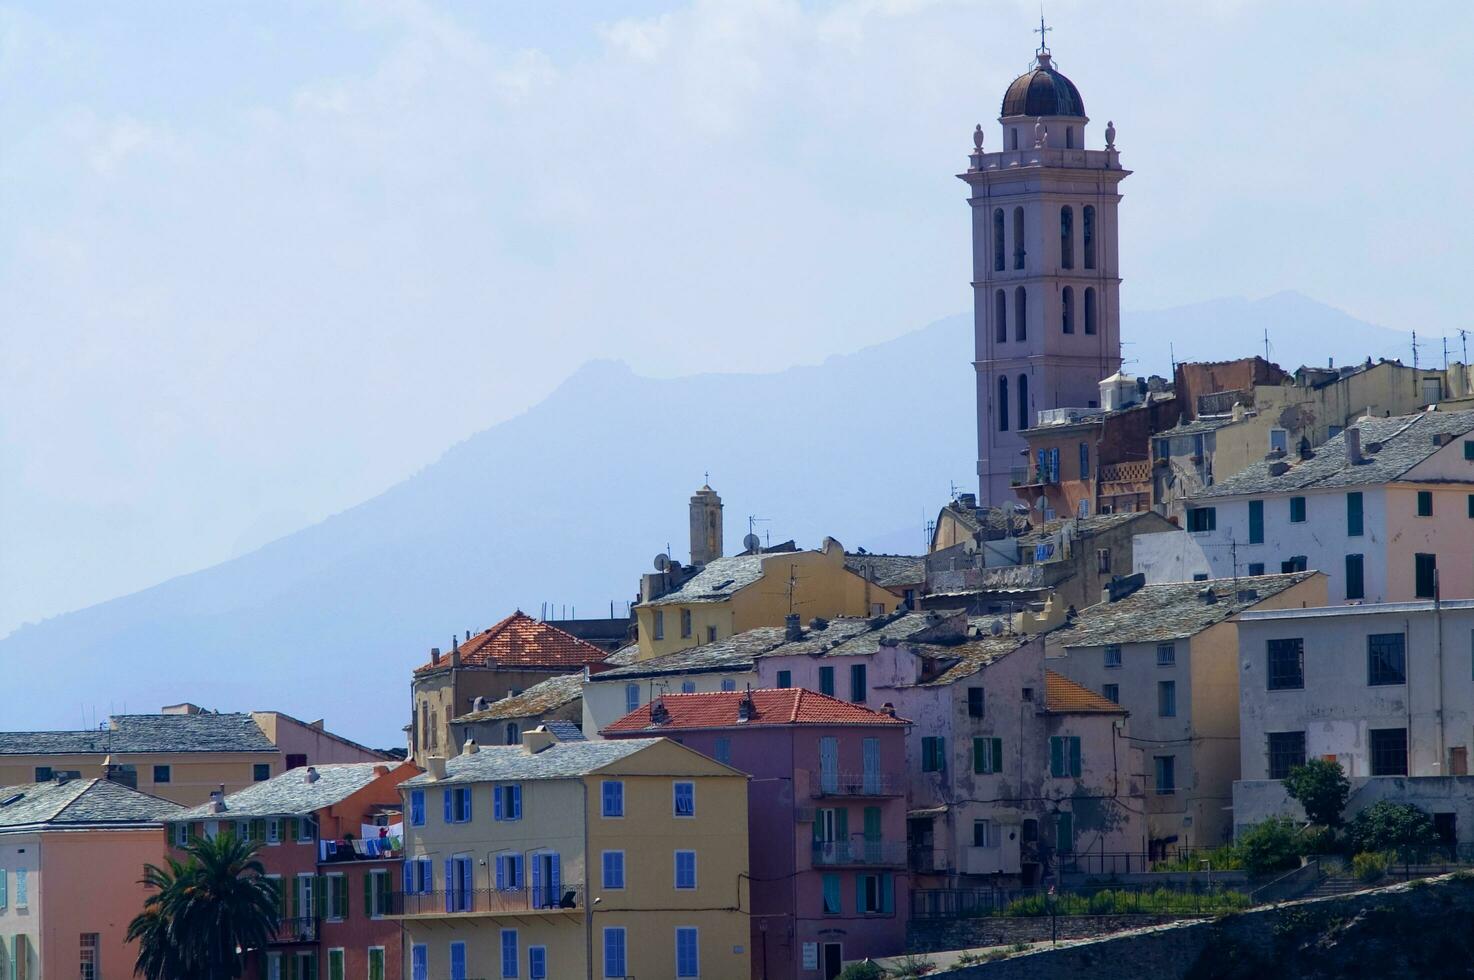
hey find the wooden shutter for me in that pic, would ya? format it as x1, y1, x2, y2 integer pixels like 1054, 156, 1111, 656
1050, 737, 1064, 777
991, 738, 1002, 774
363, 871, 373, 917
1069, 738, 1082, 777
972, 738, 986, 774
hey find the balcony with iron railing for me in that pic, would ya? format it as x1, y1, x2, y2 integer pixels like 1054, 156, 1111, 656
809, 771, 905, 798
318, 836, 401, 863
811, 840, 907, 868
268, 917, 319, 945
386, 885, 584, 918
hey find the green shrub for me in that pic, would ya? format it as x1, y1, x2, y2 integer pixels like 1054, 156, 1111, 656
1349, 801, 1437, 853
836, 962, 886, 980
1352, 850, 1393, 883
1299, 824, 1342, 856
1283, 759, 1350, 827
953, 951, 984, 966
1237, 816, 1304, 875
1154, 843, 1246, 872
886, 953, 936, 977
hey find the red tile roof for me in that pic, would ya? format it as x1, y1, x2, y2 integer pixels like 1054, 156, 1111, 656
1044, 670, 1126, 714
600, 689, 909, 735
415, 612, 609, 673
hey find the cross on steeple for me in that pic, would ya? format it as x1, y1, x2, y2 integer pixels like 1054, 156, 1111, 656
1034, 11, 1052, 56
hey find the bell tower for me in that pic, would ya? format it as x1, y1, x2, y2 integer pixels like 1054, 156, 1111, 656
959, 32, 1128, 506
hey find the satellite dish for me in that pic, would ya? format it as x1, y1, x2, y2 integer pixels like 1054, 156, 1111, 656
653, 553, 671, 572
743, 533, 762, 552
990, 619, 1004, 637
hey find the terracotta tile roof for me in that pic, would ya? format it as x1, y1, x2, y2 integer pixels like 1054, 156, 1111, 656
415, 612, 609, 673
600, 689, 909, 735
1044, 670, 1126, 714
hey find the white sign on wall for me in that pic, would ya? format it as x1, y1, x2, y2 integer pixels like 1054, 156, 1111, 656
802, 942, 818, 970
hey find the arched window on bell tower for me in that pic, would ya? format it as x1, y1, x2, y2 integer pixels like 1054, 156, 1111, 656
1012, 207, 1025, 270
1018, 374, 1030, 431
1084, 287, 1097, 335
1060, 206, 1074, 269
998, 376, 1010, 431
1014, 286, 1028, 341
995, 290, 1007, 343
993, 209, 1005, 273
1062, 286, 1074, 334
1083, 206, 1096, 269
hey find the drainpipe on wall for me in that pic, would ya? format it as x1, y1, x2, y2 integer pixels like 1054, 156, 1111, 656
1433, 577, 1446, 772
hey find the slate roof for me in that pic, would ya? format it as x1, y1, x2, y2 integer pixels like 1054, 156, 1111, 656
918, 632, 1036, 686
1198, 409, 1474, 498
641, 555, 767, 606
452, 673, 583, 724
600, 690, 910, 735
1044, 671, 1127, 714
589, 628, 787, 681
1058, 572, 1317, 648
937, 502, 1032, 541
1016, 512, 1154, 549
0, 778, 182, 828
171, 762, 406, 821
0, 713, 277, 756
401, 738, 665, 786
844, 554, 926, 589
416, 612, 609, 673
1001, 58, 1085, 118
542, 721, 586, 742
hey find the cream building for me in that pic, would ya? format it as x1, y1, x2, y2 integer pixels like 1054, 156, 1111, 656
395, 728, 749, 980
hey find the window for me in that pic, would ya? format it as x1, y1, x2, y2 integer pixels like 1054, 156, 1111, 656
1103, 683, 1119, 704
1418, 490, 1434, 517
992, 209, 1005, 272
973, 737, 1002, 774
528, 946, 547, 980
171, 821, 190, 847
1370, 728, 1409, 776
500, 930, 518, 979
1012, 206, 1025, 269
967, 687, 984, 718
1367, 633, 1406, 685
1345, 554, 1365, 600
1289, 496, 1306, 523
1156, 643, 1176, 667
1466, 439, 1474, 461
1186, 507, 1216, 532
1104, 644, 1122, 668
998, 376, 1009, 431
1097, 548, 1111, 573
15, 868, 26, 907
1416, 552, 1438, 598
1193, 573, 1209, 582
1055, 812, 1074, 855
1346, 492, 1364, 537
324, 873, 346, 920
720, 678, 736, 692
505, 722, 520, 746
266, 817, 282, 844
1281, 556, 1308, 573
147, 764, 171, 785
267, 952, 283, 980
80, 933, 99, 980
674, 850, 697, 890
602, 851, 625, 890
1060, 206, 1074, 268
818, 666, 835, 697
254, 763, 271, 782
673, 781, 695, 817
1154, 755, 1176, 794
625, 684, 640, 713
294, 952, 318, 980
1061, 285, 1075, 334
1083, 286, 1097, 334
849, 664, 867, 703
494, 784, 523, 821
494, 852, 524, 891
368, 949, 385, 980
994, 289, 1007, 344
326, 949, 344, 980
443, 787, 472, 823
1248, 562, 1265, 576
858, 873, 892, 914
1049, 736, 1082, 778
1248, 500, 1264, 543
1267, 638, 1304, 690
713, 738, 731, 764
1268, 731, 1307, 780
410, 790, 425, 826
286, 753, 308, 771
1158, 680, 1176, 717
601, 780, 624, 818
1018, 374, 1030, 431
680, 608, 692, 638
1077, 441, 1089, 481
921, 736, 946, 772
1083, 205, 1096, 269
822, 873, 841, 914
1014, 286, 1028, 341
973, 819, 994, 847
706, 625, 717, 642
676, 927, 700, 979
680, 680, 696, 694
776, 670, 792, 689
653, 610, 665, 640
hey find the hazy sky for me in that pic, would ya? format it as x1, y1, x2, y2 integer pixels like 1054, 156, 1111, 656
4, 0, 1472, 637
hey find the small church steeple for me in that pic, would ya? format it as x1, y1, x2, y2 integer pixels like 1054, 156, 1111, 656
688, 484, 723, 567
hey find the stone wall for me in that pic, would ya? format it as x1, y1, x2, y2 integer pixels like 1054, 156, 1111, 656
910, 914, 1190, 953
933, 874, 1474, 979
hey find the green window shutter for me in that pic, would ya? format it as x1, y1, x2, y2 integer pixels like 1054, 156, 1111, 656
363, 871, 373, 917
287, 878, 296, 918
287, 953, 297, 980
991, 738, 1002, 774
334, 878, 347, 920
1050, 737, 1064, 777
312, 876, 325, 917
855, 876, 864, 914
972, 738, 985, 774
835, 808, 848, 842
881, 873, 894, 915
286, 817, 299, 842
812, 813, 822, 845
329, 950, 344, 980
252, 818, 266, 841
1069, 738, 1082, 777
863, 807, 881, 842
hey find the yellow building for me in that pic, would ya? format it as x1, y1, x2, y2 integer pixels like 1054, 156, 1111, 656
395, 727, 750, 980
635, 537, 903, 659
0, 711, 281, 805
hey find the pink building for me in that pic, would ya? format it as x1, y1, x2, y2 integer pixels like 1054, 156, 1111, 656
0, 777, 182, 979
602, 689, 910, 980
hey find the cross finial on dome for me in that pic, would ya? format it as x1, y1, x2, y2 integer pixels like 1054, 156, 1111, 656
1034, 10, 1052, 57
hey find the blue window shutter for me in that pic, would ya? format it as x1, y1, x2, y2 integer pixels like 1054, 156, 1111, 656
512, 786, 522, 820
550, 852, 561, 898
855, 876, 864, 913
494, 787, 503, 821
443, 789, 452, 823
402, 861, 414, 895
444, 860, 453, 912
461, 789, 472, 822
531, 853, 543, 899
1050, 737, 1064, 777
1069, 738, 1082, 777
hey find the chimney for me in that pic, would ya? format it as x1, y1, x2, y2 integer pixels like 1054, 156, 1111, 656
1199, 588, 1219, 604
736, 692, 755, 722
430, 647, 442, 667
957, 493, 977, 510
472, 696, 489, 712
808, 617, 829, 631
450, 636, 461, 669
461, 738, 479, 756
426, 756, 448, 781
1101, 573, 1145, 604
1346, 427, 1362, 465
689, 485, 724, 567
784, 614, 803, 642
880, 702, 897, 717
304, 766, 320, 783
521, 726, 556, 755
209, 785, 226, 813
373, 764, 391, 777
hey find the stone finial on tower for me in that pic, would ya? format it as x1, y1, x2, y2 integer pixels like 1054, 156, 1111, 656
969, 124, 985, 171
973, 124, 984, 151
1105, 120, 1116, 150
688, 484, 723, 567
1034, 117, 1044, 149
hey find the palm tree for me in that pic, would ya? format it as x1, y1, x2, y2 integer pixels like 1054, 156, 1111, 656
130, 832, 281, 980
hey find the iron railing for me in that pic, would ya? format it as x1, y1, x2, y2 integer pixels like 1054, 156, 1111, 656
910, 882, 1250, 920
269, 917, 319, 944
812, 841, 907, 867
1059, 847, 1225, 876
809, 771, 905, 797
387, 886, 584, 916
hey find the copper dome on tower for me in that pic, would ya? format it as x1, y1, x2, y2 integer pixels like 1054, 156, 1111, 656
1000, 53, 1085, 118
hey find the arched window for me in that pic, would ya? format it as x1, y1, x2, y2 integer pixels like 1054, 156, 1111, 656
995, 289, 1007, 343
505, 722, 520, 746
1010, 128, 1019, 151
1018, 374, 1030, 431
1084, 287, 1097, 335
1014, 286, 1028, 341
998, 376, 1010, 431
1012, 207, 1025, 270
1083, 206, 1096, 270
1060, 206, 1073, 269
1062, 286, 1074, 334
992, 209, 1005, 273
